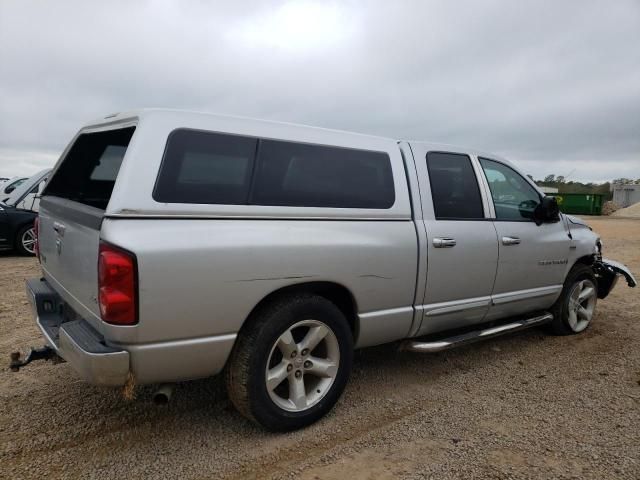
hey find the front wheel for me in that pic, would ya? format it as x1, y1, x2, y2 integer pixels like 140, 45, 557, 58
225, 294, 353, 431
549, 264, 598, 335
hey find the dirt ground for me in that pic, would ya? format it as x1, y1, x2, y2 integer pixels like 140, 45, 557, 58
1, 218, 638, 479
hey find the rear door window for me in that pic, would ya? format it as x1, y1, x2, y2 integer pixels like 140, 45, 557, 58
44, 127, 135, 210
426, 152, 484, 219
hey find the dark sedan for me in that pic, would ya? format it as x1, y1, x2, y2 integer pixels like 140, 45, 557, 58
0, 203, 37, 255
0, 169, 50, 256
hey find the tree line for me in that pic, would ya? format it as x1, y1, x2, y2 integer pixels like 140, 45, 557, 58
527, 175, 640, 199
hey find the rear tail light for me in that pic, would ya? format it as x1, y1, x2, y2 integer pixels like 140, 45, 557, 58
98, 242, 138, 325
34, 217, 40, 261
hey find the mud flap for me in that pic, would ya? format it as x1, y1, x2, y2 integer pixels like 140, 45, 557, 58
593, 258, 637, 299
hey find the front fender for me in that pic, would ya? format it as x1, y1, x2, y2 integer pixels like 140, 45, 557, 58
593, 258, 637, 299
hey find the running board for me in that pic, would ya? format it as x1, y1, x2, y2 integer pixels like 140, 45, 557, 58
402, 313, 553, 353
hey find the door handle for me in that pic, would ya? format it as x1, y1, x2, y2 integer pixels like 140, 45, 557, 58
502, 236, 521, 246
433, 237, 456, 248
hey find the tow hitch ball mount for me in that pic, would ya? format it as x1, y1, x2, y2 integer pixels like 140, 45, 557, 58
9, 346, 62, 372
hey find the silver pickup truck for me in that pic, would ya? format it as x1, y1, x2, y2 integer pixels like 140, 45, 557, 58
14, 109, 635, 431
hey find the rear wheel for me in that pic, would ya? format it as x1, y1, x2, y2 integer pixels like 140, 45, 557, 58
225, 294, 353, 431
549, 264, 598, 335
16, 224, 36, 256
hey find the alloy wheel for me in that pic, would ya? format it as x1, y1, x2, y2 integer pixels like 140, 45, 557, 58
567, 279, 596, 332
21, 227, 36, 255
265, 319, 340, 412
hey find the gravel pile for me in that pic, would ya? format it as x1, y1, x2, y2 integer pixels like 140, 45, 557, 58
612, 201, 640, 218
601, 201, 619, 216
1, 217, 639, 479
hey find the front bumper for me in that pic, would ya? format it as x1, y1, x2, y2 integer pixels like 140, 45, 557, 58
594, 258, 637, 299
27, 278, 130, 386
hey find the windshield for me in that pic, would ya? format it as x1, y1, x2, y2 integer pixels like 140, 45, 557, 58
3, 169, 50, 206
1, 177, 27, 193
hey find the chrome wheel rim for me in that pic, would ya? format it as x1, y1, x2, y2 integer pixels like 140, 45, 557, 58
265, 319, 340, 412
567, 279, 596, 332
21, 227, 36, 254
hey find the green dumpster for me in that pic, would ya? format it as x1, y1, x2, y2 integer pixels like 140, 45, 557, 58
549, 193, 604, 216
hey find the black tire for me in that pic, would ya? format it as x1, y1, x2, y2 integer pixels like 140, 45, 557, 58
15, 224, 36, 256
225, 293, 353, 431
549, 264, 598, 335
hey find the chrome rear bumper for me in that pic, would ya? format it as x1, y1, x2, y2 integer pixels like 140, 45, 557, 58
27, 278, 130, 386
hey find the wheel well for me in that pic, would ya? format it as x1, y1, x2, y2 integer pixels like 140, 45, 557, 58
564, 255, 597, 282
245, 282, 359, 340
573, 254, 596, 268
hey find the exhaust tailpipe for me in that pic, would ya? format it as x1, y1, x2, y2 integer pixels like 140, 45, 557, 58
153, 384, 175, 405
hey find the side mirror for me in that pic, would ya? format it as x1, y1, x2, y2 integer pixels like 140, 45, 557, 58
533, 196, 560, 226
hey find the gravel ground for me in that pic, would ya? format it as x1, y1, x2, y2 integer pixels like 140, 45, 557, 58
1, 217, 639, 479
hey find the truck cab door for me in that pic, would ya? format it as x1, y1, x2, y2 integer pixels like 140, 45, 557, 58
477, 157, 570, 320
409, 145, 499, 337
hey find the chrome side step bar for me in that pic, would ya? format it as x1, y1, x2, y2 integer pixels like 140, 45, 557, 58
402, 313, 553, 353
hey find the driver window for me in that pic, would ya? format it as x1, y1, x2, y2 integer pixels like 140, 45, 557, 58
479, 158, 541, 221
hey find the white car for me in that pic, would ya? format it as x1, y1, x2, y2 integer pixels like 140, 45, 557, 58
4, 169, 51, 212
0, 176, 28, 196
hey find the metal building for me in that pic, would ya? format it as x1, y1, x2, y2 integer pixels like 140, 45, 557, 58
612, 184, 640, 208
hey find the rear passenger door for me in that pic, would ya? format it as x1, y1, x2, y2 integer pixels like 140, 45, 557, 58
413, 149, 499, 336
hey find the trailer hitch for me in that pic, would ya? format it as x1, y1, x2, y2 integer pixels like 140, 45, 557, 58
9, 346, 63, 372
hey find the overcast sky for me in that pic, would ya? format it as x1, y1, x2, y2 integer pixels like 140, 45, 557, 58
1, 0, 639, 182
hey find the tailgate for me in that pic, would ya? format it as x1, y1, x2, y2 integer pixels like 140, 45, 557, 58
37, 125, 136, 331
39, 199, 103, 327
